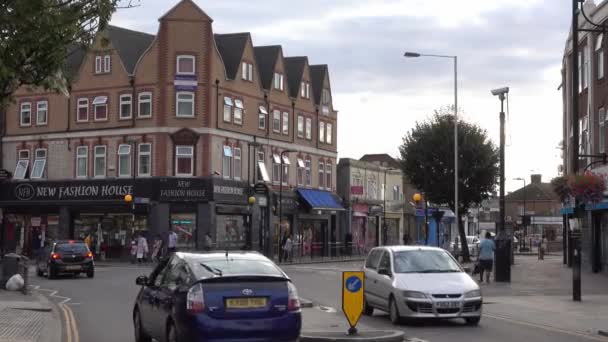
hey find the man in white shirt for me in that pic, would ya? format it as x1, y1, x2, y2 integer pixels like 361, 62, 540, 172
167, 228, 178, 254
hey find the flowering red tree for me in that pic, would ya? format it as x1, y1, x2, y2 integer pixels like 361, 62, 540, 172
552, 172, 606, 204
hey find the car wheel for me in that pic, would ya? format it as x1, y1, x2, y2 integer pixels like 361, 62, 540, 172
47, 266, 56, 280
389, 296, 401, 325
363, 297, 374, 316
87, 269, 94, 278
133, 309, 151, 342
465, 316, 481, 326
167, 321, 178, 342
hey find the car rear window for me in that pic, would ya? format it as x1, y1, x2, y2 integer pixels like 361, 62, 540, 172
55, 243, 88, 254
365, 249, 382, 270
189, 258, 285, 278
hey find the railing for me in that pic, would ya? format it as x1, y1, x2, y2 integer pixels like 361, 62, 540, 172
274, 241, 368, 264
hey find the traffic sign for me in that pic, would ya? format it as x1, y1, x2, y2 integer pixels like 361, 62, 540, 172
342, 271, 364, 328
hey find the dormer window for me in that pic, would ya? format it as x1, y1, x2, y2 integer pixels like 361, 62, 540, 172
274, 72, 284, 91
322, 89, 331, 114
301, 81, 310, 99
95, 55, 111, 74
242, 62, 253, 81
177, 55, 195, 75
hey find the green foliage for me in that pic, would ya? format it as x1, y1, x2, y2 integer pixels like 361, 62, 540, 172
0, 0, 125, 103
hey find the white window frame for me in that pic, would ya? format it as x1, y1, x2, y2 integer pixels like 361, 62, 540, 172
176, 91, 195, 117
234, 147, 242, 180
319, 121, 325, 143
326, 123, 333, 144
30, 148, 47, 179
223, 97, 233, 122
117, 144, 132, 177
14, 150, 30, 180
273, 110, 281, 133
274, 72, 284, 90
242, 62, 254, 81
93, 145, 106, 178
282, 112, 289, 135
20, 102, 31, 127
222, 145, 232, 179
297, 115, 304, 138
282, 159, 289, 186
233, 99, 244, 125
138, 92, 152, 118
272, 154, 281, 184
301, 82, 306, 98
138, 143, 152, 177
175, 145, 194, 177
305, 159, 311, 186
258, 106, 267, 130
119, 94, 132, 120
257, 151, 270, 182
601, 108, 606, 154
578, 51, 583, 93
36, 101, 48, 125
598, 34, 605, 80
297, 158, 305, 186
104, 55, 111, 73
306, 82, 310, 98
77, 98, 89, 122
93, 96, 108, 121
95, 56, 102, 74
318, 161, 325, 189
325, 162, 332, 190
177, 55, 195, 75
306, 118, 312, 140
76, 146, 88, 178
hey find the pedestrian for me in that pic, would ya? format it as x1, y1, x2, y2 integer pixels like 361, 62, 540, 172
151, 235, 163, 262
282, 234, 293, 262
453, 236, 460, 261
539, 234, 548, 260
167, 228, 178, 255
136, 233, 149, 264
478, 232, 496, 283
279, 234, 287, 262
130, 237, 138, 264
204, 232, 213, 251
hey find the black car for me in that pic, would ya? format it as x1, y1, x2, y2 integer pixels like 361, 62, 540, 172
36, 240, 95, 279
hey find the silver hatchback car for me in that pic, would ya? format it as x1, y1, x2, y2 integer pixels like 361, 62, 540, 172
363, 246, 482, 325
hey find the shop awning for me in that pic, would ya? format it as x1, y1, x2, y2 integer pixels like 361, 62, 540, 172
296, 188, 345, 211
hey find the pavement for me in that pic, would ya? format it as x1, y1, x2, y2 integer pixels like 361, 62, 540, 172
0, 289, 61, 342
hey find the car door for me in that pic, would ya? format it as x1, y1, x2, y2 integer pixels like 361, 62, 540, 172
156, 260, 191, 339
363, 249, 383, 306
140, 258, 171, 339
375, 250, 394, 311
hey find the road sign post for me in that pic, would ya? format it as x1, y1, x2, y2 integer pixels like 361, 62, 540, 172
342, 271, 364, 335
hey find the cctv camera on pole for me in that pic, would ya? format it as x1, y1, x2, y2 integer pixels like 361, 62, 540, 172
491, 86, 511, 282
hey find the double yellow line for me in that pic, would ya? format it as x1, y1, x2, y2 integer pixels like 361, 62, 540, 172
59, 304, 80, 342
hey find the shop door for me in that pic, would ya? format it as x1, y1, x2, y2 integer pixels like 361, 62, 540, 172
592, 213, 602, 273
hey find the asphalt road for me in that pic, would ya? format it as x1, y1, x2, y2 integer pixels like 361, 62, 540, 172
29, 260, 605, 342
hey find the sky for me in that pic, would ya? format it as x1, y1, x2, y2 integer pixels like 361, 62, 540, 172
111, 0, 570, 192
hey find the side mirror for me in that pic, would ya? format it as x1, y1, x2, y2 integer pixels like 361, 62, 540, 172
378, 268, 391, 277
136, 276, 149, 286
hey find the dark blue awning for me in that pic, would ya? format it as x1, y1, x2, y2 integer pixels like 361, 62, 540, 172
296, 189, 345, 211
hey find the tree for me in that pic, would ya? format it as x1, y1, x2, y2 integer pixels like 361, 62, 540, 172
0, 0, 138, 103
399, 109, 499, 261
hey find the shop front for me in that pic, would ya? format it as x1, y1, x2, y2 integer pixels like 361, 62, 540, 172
351, 203, 369, 255
210, 179, 252, 251
296, 188, 344, 258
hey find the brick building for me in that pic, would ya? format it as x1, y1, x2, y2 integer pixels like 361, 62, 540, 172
0, 0, 343, 259
561, 0, 608, 273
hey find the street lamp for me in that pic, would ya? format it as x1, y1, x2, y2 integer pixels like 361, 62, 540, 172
514, 177, 527, 251
412, 192, 428, 245
403, 51, 459, 239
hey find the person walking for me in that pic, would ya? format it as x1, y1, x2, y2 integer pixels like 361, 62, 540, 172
283, 234, 293, 263
539, 234, 548, 260
136, 233, 149, 264
478, 232, 496, 283
167, 228, 178, 255
130, 237, 138, 264
151, 235, 163, 263
204, 233, 213, 251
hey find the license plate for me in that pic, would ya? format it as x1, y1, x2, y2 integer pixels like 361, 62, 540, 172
225, 297, 267, 309
66, 265, 81, 271
435, 301, 460, 309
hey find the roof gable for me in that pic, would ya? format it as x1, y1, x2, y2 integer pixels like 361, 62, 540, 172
214, 33, 250, 80
360, 154, 401, 169
107, 26, 155, 75
310, 64, 328, 104
505, 183, 559, 202
254, 45, 281, 90
160, 0, 212, 22
284, 57, 307, 98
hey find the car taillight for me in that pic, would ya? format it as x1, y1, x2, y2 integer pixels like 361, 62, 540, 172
287, 282, 300, 312
51, 253, 61, 260
85, 252, 93, 259
186, 283, 205, 314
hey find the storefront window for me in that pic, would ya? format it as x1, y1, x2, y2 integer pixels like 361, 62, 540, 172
74, 214, 147, 260
171, 213, 196, 250
216, 215, 245, 250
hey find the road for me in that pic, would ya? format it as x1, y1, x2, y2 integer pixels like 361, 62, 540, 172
29, 260, 606, 342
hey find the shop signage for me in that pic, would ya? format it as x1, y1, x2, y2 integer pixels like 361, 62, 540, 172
7, 181, 133, 202
212, 179, 248, 203
350, 186, 364, 195
0, 169, 11, 181
158, 178, 210, 202
214, 185, 245, 196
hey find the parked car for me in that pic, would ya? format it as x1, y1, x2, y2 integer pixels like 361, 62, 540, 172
450, 236, 480, 256
362, 246, 482, 325
133, 251, 301, 342
36, 240, 95, 279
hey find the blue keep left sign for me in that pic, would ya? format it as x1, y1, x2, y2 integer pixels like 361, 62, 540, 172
345, 275, 362, 293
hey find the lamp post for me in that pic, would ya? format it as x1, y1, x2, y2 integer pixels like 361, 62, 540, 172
514, 177, 527, 251
404, 52, 459, 241
279, 149, 295, 259
412, 193, 428, 245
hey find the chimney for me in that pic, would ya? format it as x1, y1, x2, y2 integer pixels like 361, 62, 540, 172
531, 174, 542, 185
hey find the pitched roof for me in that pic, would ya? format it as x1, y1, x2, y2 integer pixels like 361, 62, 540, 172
65, 43, 86, 79
505, 183, 559, 202
214, 33, 250, 80
107, 25, 155, 74
254, 45, 281, 90
310, 64, 328, 104
359, 154, 401, 169
284, 57, 307, 98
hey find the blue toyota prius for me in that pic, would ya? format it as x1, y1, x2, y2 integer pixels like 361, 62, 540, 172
133, 251, 301, 342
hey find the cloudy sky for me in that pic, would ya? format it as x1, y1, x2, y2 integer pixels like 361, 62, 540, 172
112, 0, 570, 192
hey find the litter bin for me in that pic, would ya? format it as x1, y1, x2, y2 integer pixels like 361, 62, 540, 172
1, 253, 22, 289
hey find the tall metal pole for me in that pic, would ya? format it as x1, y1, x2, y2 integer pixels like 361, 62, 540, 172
499, 95, 506, 237
454, 56, 459, 246
571, 0, 581, 302
279, 153, 284, 262
383, 169, 387, 246
523, 179, 527, 250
